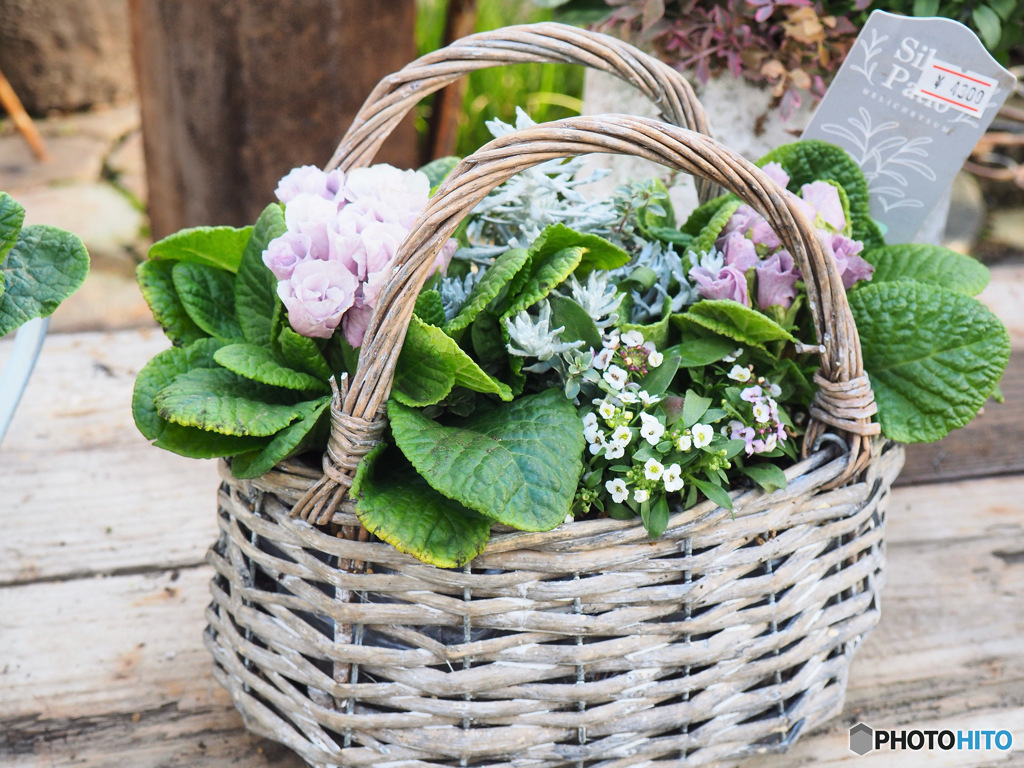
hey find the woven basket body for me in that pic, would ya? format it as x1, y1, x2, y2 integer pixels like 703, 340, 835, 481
203, 22, 901, 767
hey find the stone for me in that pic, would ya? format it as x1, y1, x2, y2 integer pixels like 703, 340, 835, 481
17, 183, 147, 266
941, 171, 986, 254
0, 0, 135, 115
0, 135, 109, 196
106, 130, 148, 206
988, 207, 1024, 250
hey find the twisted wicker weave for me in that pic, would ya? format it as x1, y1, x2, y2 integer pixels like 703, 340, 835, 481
205, 23, 900, 768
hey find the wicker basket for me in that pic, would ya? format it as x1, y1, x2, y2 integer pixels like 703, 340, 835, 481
204, 23, 904, 768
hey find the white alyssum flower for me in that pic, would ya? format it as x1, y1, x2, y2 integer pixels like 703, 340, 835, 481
592, 347, 614, 370
752, 402, 771, 423
728, 364, 752, 383
606, 478, 629, 503
768, 382, 782, 398
597, 400, 616, 420
634, 488, 650, 503
663, 463, 684, 493
644, 458, 664, 481
637, 390, 661, 406
675, 433, 692, 451
648, 350, 664, 368
620, 329, 645, 347
605, 443, 626, 460
639, 413, 665, 445
603, 364, 628, 390
611, 426, 632, 445
588, 431, 607, 455
582, 412, 598, 430
723, 347, 743, 363
692, 423, 714, 448
505, 301, 583, 361
617, 390, 639, 404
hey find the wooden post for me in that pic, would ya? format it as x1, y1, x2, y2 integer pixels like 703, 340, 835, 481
129, 0, 419, 239
425, 0, 477, 161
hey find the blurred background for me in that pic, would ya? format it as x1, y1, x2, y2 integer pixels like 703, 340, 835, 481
0, 0, 1021, 335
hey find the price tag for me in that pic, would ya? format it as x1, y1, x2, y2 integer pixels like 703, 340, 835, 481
915, 60, 998, 116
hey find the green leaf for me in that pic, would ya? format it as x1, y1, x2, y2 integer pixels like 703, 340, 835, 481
850, 281, 1011, 443
988, 0, 1015, 19
236, 203, 286, 345
685, 300, 795, 349
667, 319, 738, 367
132, 337, 268, 458
137, 260, 207, 346
690, 477, 733, 511
681, 193, 733, 237
641, 495, 671, 539
972, 5, 1002, 49
413, 288, 446, 327
230, 397, 330, 478
0, 192, 25, 266
863, 244, 989, 296
420, 156, 462, 190
527, 223, 630, 277
503, 246, 584, 321
913, 0, 939, 16
393, 315, 514, 407
682, 389, 713, 428
692, 200, 741, 255
352, 444, 492, 568
172, 261, 244, 341
154, 367, 315, 437
388, 389, 584, 531
757, 141, 881, 249
445, 248, 531, 334
279, 325, 333, 380
148, 225, 252, 273
738, 463, 788, 493
214, 343, 330, 392
642, 355, 680, 395
0, 225, 89, 337
547, 294, 602, 350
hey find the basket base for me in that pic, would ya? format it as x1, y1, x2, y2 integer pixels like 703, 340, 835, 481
205, 444, 904, 767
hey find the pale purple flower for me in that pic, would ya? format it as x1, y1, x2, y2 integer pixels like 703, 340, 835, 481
800, 181, 845, 232
748, 212, 782, 250
341, 302, 374, 349
344, 164, 431, 228
721, 231, 758, 272
278, 259, 359, 339
720, 204, 759, 239
275, 165, 346, 204
283, 192, 339, 260
263, 231, 313, 280
762, 161, 791, 189
689, 264, 750, 306
740, 385, 763, 403
755, 249, 800, 309
830, 234, 874, 289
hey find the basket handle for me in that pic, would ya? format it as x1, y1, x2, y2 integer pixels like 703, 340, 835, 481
325, 21, 717, 203
293, 115, 880, 524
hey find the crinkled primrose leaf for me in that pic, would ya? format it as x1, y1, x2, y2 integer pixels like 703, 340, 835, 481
214, 343, 330, 392
351, 444, 492, 568
148, 224, 252, 273
235, 203, 286, 345
851, 281, 1011, 443
862, 244, 989, 297
683, 300, 795, 350
444, 248, 530, 334
388, 389, 584, 531
230, 397, 330, 479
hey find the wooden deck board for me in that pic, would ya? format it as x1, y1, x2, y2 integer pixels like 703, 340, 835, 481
2, 321, 1023, 767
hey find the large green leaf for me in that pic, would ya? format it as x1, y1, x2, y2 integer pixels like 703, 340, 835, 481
214, 343, 330, 392
235, 203, 286, 345
388, 389, 584, 531
148, 225, 252, 273
502, 246, 584, 322
351, 444, 492, 568
681, 193, 733, 237
527, 223, 629, 276
137, 260, 207, 346
667, 318, 738, 367
757, 141, 882, 250
685, 300, 795, 349
393, 315, 513, 407
0, 225, 89, 337
548, 294, 602, 350
230, 397, 330, 478
413, 288, 446, 327
172, 261, 244, 340
850, 281, 1011, 443
132, 338, 268, 458
862, 244, 989, 296
0, 192, 25, 267
278, 325, 333, 380
154, 367, 315, 437
444, 248, 531, 334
